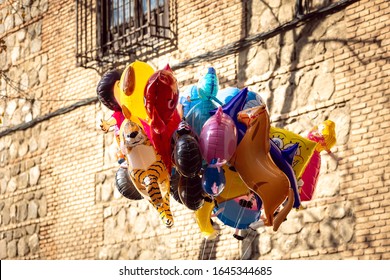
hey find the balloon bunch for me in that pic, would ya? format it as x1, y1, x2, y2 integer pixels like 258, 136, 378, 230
97, 61, 177, 228
97, 62, 338, 239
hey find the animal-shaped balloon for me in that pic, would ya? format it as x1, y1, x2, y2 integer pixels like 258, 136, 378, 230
144, 64, 180, 173
177, 175, 205, 211
199, 107, 237, 163
300, 120, 337, 201
197, 67, 220, 102
269, 141, 302, 209
97, 69, 127, 165
210, 88, 248, 144
171, 120, 205, 210
173, 133, 203, 178
185, 67, 222, 135
121, 119, 174, 228
144, 64, 179, 133
119, 60, 155, 125
202, 158, 226, 197
231, 105, 294, 231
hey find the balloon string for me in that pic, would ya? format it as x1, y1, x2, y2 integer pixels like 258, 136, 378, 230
208, 237, 217, 260
240, 230, 258, 260
233, 205, 246, 230
201, 238, 208, 260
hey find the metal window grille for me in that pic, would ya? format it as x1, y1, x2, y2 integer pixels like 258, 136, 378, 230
76, 0, 173, 71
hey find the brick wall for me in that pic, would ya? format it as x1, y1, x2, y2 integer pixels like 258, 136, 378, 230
0, 0, 389, 260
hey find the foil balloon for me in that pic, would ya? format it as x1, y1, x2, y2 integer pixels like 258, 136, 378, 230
144, 64, 179, 134
169, 168, 182, 204
231, 105, 294, 231
178, 85, 201, 118
215, 87, 240, 105
170, 120, 205, 210
143, 64, 181, 173
195, 165, 252, 239
115, 167, 143, 200
178, 175, 205, 211
197, 67, 220, 103
185, 100, 217, 136
300, 120, 337, 201
171, 119, 199, 155
214, 192, 262, 230
202, 158, 226, 197
185, 67, 222, 136
97, 69, 126, 165
269, 141, 301, 209
244, 90, 264, 110
173, 133, 203, 178
199, 107, 237, 163
210, 87, 248, 144
119, 60, 154, 125
195, 200, 219, 240
270, 126, 317, 179
97, 69, 122, 113
121, 119, 174, 228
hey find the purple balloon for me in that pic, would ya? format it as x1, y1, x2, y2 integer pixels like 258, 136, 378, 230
199, 107, 237, 163
269, 141, 302, 209
210, 87, 248, 144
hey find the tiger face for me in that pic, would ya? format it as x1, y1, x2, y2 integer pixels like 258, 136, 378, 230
122, 121, 147, 148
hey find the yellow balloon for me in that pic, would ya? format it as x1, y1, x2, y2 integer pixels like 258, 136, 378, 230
270, 126, 316, 179
195, 201, 218, 240
119, 60, 155, 125
194, 165, 251, 239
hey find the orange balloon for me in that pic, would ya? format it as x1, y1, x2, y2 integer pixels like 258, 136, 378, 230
230, 105, 294, 231
121, 119, 173, 228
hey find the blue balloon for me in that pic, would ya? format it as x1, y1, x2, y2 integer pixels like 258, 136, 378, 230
214, 193, 262, 230
179, 85, 201, 117
244, 91, 264, 110
216, 87, 240, 105
185, 100, 217, 136
269, 141, 302, 209
197, 67, 219, 101
202, 158, 226, 197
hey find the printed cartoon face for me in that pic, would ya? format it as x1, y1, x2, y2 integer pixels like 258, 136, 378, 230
122, 121, 147, 148
270, 127, 317, 179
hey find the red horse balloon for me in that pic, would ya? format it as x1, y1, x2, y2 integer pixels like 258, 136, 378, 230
144, 64, 181, 173
199, 106, 237, 163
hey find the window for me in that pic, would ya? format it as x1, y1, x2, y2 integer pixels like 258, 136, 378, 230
76, 0, 173, 71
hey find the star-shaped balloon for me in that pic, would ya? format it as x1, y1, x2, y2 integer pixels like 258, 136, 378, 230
210, 87, 248, 144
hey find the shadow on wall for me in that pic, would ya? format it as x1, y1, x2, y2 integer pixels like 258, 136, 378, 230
197, 223, 221, 260
237, 0, 385, 126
